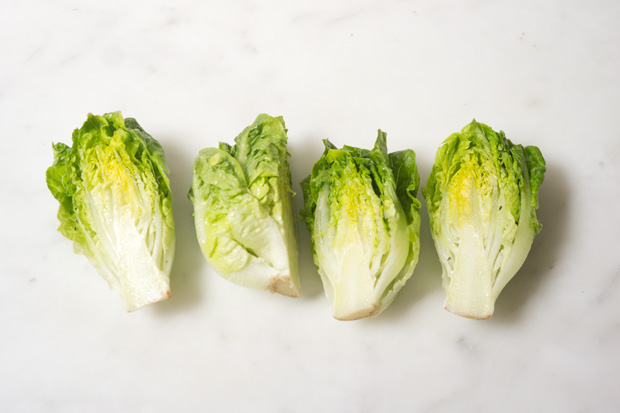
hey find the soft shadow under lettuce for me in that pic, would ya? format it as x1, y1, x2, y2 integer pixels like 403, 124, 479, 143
153, 139, 206, 316
288, 136, 328, 300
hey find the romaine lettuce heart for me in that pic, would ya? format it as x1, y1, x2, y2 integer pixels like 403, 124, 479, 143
189, 114, 299, 297
46, 112, 175, 311
423, 120, 546, 319
301, 131, 421, 320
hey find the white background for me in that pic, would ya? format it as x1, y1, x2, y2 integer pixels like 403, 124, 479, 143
2, 1, 619, 411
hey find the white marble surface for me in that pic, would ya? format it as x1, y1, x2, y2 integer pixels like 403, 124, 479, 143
2, 0, 619, 411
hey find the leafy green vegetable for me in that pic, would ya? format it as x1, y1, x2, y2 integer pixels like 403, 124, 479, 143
423, 120, 546, 319
189, 114, 299, 297
301, 131, 421, 320
46, 112, 175, 311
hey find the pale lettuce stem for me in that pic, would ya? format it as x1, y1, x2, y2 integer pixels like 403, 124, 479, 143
444, 225, 494, 319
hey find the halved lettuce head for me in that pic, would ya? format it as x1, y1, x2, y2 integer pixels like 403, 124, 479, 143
301, 131, 421, 320
46, 112, 175, 311
189, 114, 299, 297
423, 120, 546, 319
